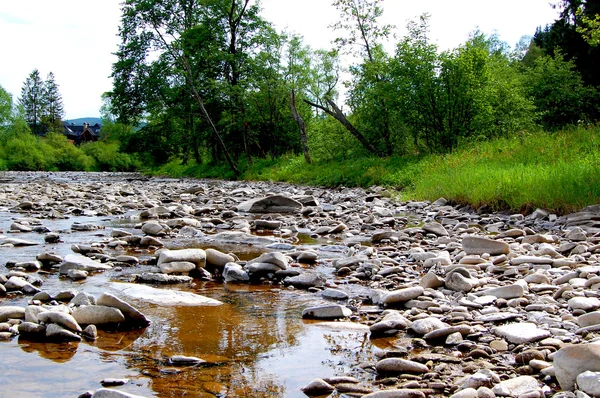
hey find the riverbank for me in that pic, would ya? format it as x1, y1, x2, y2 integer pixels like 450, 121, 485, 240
152, 126, 600, 215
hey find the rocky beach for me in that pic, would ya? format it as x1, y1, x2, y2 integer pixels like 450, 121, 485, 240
2, 171, 600, 398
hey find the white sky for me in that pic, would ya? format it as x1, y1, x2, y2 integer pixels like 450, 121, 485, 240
0, 0, 560, 119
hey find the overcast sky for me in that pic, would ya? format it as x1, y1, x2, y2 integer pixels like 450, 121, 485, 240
0, 0, 560, 120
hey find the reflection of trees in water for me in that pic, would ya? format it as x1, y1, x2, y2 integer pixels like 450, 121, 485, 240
118, 286, 314, 397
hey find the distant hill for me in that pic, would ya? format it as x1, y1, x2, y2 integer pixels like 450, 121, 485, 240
64, 117, 103, 125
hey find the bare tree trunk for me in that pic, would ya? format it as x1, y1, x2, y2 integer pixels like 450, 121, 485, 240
290, 90, 311, 164
304, 97, 384, 157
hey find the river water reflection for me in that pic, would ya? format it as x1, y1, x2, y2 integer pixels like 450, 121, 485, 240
0, 173, 378, 397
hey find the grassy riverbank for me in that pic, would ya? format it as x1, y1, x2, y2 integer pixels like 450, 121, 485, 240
153, 126, 600, 215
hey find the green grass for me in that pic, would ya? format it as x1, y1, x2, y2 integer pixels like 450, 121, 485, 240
155, 126, 600, 215
3, 125, 598, 215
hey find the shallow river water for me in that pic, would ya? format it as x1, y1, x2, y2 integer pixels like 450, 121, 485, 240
0, 172, 386, 398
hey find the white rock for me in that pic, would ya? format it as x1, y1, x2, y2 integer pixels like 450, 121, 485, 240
553, 344, 600, 391
410, 317, 446, 335
491, 375, 538, 397
302, 305, 352, 319
157, 249, 206, 269
159, 261, 196, 274
576, 371, 600, 397
492, 322, 550, 344
109, 283, 222, 306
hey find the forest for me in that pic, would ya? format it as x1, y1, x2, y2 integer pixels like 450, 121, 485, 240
0, 0, 599, 213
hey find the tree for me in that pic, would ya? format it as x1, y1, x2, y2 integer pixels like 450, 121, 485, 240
0, 85, 12, 130
331, 0, 395, 155
19, 69, 45, 134
523, 51, 598, 129
577, 8, 600, 46
41, 72, 65, 132
534, 0, 600, 87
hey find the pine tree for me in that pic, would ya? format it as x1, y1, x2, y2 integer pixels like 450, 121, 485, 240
19, 69, 44, 134
42, 72, 65, 132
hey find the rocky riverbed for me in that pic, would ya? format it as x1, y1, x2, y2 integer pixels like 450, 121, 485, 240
2, 171, 600, 398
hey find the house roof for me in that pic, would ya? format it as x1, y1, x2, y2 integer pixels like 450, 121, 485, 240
64, 122, 101, 137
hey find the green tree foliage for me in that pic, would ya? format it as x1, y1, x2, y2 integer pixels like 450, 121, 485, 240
0, 85, 13, 130
19, 69, 45, 134
18, 70, 65, 135
523, 52, 598, 129
41, 72, 65, 133
534, 0, 600, 87
386, 17, 535, 152
107, 0, 284, 172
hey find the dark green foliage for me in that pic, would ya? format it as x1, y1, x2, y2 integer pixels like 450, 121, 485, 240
523, 52, 598, 129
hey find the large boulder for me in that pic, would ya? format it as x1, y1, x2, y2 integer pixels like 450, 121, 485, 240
553, 344, 600, 391
237, 195, 303, 213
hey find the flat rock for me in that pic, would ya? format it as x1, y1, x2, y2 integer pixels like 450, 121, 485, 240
375, 358, 429, 374
493, 322, 550, 344
383, 287, 424, 306
109, 283, 223, 306
45, 323, 81, 341
159, 261, 196, 274
92, 388, 149, 398
462, 236, 510, 255
362, 390, 426, 398
302, 305, 352, 319
491, 375, 538, 397
370, 312, 411, 335
576, 371, 600, 397
59, 254, 112, 274
37, 311, 82, 332
422, 222, 448, 236
222, 263, 249, 283
482, 284, 524, 299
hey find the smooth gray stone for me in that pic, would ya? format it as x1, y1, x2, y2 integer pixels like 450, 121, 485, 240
302, 305, 352, 319
37, 311, 82, 332
59, 254, 112, 274
72, 306, 126, 325
157, 249, 206, 269
45, 323, 81, 341
462, 235, 510, 255
97, 293, 150, 326
553, 344, 600, 391
92, 388, 149, 398
383, 287, 424, 305
482, 284, 524, 299
223, 263, 250, 283
284, 273, 325, 288
18, 322, 46, 335
375, 358, 429, 374
0, 306, 25, 322
237, 195, 302, 213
